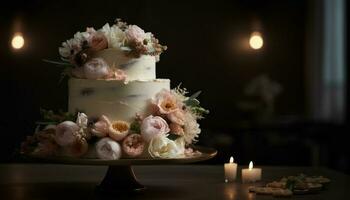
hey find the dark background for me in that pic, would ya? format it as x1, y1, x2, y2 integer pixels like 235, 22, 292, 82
0, 0, 349, 173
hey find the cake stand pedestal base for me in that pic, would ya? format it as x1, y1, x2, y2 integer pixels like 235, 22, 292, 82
96, 165, 145, 194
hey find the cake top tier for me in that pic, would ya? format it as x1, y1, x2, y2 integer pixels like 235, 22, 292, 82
55, 19, 167, 81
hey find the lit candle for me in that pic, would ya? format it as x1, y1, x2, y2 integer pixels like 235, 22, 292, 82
224, 156, 237, 182
241, 161, 262, 183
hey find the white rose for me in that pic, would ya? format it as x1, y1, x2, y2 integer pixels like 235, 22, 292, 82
55, 121, 79, 146
96, 137, 122, 160
141, 115, 170, 142
148, 135, 185, 158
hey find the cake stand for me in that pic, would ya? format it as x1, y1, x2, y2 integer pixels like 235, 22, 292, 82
21, 146, 217, 194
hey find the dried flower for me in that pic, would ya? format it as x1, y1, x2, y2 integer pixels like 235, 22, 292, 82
183, 112, 201, 144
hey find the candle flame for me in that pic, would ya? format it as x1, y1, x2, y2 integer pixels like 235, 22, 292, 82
249, 32, 263, 50
249, 161, 253, 170
229, 156, 234, 163
11, 33, 25, 50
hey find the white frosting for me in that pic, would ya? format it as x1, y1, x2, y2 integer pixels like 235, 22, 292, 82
92, 48, 156, 81
68, 78, 170, 122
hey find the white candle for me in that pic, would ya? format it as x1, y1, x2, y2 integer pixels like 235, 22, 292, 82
242, 161, 262, 183
224, 156, 237, 182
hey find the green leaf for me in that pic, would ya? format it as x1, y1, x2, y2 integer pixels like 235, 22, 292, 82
286, 179, 296, 191
168, 134, 181, 141
189, 91, 202, 99
130, 121, 141, 133
184, 98, 200, 107
42, 59, 73, 67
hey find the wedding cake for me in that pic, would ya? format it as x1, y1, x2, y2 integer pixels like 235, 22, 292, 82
21, 19, 208, 160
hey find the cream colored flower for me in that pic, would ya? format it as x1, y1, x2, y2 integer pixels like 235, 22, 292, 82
148, 135, 185, 159
100, 23, 126, 49
108, 120, 130, 141
59, 31, 90, 58
183, 112, 201, 144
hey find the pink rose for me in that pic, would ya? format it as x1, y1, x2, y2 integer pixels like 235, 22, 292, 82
83, 58, 111, 79
125, 25, 146, 43
167, 110, 185, 125
152, 89, 179, 114
122, 134, 145, 158
55, 121, 79, 146
169, 123, 185, 136
89, 32, 108, 51
141, 115, 170, 142
90, 115, 110, 137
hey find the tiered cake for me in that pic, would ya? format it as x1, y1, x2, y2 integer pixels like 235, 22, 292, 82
21, 19, 208, 160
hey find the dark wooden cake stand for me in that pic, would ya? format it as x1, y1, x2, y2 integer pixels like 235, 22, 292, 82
21, 146, 217, 194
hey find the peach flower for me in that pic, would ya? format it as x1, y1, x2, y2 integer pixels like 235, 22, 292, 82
108, 120, 130, 141
169, 123, 185, 136
167, 110, 185, 125
108, 69, 127, 81
89, 32, 108, 51
122, 134, 145, 158
152, 89, 179, 114
125, 25, 146, 43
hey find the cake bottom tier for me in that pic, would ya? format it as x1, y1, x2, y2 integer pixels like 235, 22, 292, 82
68, 78, 170, 122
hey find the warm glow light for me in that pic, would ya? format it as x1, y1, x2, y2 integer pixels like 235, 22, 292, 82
249, 32, 263, 50
11, 33, 24, 49
249, 161, 253, 170
229, 156, 234, 163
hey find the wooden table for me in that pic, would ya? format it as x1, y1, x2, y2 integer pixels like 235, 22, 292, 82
0, 164, 348, 199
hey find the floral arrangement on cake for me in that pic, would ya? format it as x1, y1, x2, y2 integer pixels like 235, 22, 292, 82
21, 87, 209, 159
46, 19, 167, 81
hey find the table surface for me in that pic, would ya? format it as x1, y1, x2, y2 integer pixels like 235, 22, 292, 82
0, 164, 349, 200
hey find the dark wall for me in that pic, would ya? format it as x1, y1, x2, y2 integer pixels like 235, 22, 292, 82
0, 0, 307, 161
